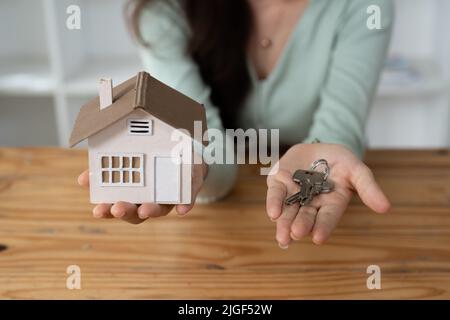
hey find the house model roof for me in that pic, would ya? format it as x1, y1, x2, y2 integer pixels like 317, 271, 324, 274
69, 71, 207, 147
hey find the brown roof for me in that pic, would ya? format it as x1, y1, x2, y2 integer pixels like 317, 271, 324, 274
69, 71, 208, 147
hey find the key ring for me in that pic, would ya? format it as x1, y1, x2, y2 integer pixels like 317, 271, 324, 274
310, 159, 330, 181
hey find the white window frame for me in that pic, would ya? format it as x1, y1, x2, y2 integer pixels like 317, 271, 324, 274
127, 119, 152, 135
99, 153, 144, 187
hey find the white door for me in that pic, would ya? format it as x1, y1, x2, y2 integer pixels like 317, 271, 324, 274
154, 156, 180, 203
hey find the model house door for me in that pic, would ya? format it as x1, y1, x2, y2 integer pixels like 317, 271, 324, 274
154, 156, 180, 203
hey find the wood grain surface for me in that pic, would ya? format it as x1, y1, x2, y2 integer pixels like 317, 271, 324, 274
0, 147, 449, 299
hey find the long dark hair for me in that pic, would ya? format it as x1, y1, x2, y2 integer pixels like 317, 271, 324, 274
127, 0, 253, 128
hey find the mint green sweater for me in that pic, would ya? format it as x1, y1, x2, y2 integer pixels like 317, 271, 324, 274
137, 0, 394, 202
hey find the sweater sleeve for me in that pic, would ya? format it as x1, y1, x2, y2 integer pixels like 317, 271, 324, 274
137, 0, 237, 203
303, 0, 394, 159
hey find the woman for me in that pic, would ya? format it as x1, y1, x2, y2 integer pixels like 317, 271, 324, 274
79, 0, 393, 248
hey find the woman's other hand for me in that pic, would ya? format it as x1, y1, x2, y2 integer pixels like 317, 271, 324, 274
266, 143, 390, 248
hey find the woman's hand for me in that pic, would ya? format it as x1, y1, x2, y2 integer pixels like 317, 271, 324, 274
266, 143, 390, 247
78, 162, 207, 224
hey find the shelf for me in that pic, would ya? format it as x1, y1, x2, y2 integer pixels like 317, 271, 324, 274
377, 58, 450, 98
0, 57, 54, 96
62, 57, 142, 96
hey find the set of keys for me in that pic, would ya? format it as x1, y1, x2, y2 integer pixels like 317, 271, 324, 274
284, 159, 334, 206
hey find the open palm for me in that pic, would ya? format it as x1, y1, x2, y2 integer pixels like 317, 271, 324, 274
266, 143, 391, 247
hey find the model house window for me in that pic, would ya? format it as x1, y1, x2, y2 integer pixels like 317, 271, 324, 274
100, 154, 144, 186
127, 119, 152, 135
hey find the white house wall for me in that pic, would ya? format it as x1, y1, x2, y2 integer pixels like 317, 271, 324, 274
88, 109, 192, 204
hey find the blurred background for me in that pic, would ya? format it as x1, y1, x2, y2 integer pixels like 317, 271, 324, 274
0, 0, 449, 149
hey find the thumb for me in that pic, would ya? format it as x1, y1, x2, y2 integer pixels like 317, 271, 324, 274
350, 163, 391, 213
77, 169, 90, 187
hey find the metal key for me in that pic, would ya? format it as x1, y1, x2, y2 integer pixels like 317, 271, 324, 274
284, 159, 334, 206
292, 169, 326, 185
319, 179, 334, 193
284, 182, 314, 205
285, 170, 327, 205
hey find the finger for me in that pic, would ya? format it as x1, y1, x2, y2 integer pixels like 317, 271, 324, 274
266, 181, 287, 221
78, 170, 89, 187
351, 164, 391, 214
276, 203, 299, 249
111, 202, 145, 224
290, 205, 318, 240
176, 203, 193, 216
92, 203, 113, 219
137, 203, 173, 219
311, 202, 346, 245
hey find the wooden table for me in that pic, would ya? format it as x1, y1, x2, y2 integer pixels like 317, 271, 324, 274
0, 147, 449, 299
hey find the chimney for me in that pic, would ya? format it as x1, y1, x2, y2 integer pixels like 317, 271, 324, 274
98, 78, 113, 109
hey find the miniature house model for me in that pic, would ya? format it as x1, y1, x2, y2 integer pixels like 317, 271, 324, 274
69, 71, 207, 204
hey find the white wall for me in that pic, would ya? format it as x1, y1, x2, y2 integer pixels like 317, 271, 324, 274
0, 96, 58, 146
366, 0, 450, 148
